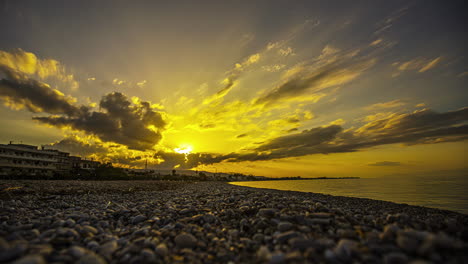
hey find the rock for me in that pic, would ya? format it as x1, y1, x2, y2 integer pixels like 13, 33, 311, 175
307, 218, 331, 225
0, 242, 27, 262
11, 255, 45, 264
269, 253, 285, 264
253, 233, 264, 242
309, 212, 332, 218
203, 214, 216, 223
333, 239, 358, 260
131, 215, 146, 224
99, 240, 118, 258
383, 252, 408, 264
82, 225, 98, 235
396, 229, 430, 253
141, 248, 156, 260
381, 224, 399, 240
155, 243, 169, 256
77, 253, 107, 264
256, 246, 271, 261
276, 231, 300, 244
277, 221, 293, 232
68, 246, 89, 258
174, 233, 197, 248
258, 208, 277, 218
289, 237, 316, 250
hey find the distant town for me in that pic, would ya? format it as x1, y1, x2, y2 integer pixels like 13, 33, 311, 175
0, 142, 359, 181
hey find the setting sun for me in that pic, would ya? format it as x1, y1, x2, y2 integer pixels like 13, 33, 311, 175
174, 144, 193, 155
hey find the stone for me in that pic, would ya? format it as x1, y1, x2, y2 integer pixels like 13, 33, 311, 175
258, 208, 277, 218
174, 233, 197, 248
277, 221, 293, 232
256, 246, 271, 261
68, 246, 89, 258
82, 225, 98, 235
269, 253, 285, 264
289, 237, 316, 250
383, 252, 408, 264
155, 243, 169, 256
276, 231, 300, 244
131, 215, 146, 225
99, 240, 118, 258
77, 253, 107, 264
334, 239, 358, 260
12, 255, 45, 264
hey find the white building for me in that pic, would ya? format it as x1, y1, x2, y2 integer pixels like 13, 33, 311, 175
0, 142, 100, 176
0, 143, 59, 176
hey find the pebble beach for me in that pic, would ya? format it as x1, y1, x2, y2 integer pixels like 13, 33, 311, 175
0, 180, 467, 264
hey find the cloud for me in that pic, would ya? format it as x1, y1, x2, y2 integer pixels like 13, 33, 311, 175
370, 39, 383, 46
393, 57, 442, 74
206, 107, 468, 164
0, 63, 167, 150
365, 99, 405, 111
0, 66, 81, 115
368, 161, 401, 166
46, 136, 107, 157
34, 92, 167, 150
62, 106, 467, 169
254, 55, 376, 107
278, 47, 294, 56
262, 64, 286, 72
0, 49, 78, 90
419, 57, 441, 73
203, 53, 261, 105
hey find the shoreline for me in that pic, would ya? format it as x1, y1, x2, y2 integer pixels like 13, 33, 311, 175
1, 180, 467, 263
228, 181, 468, 216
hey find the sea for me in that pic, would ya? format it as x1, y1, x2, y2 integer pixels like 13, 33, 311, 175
230, 174, 468, 214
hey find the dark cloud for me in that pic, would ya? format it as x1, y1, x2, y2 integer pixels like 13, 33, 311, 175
236, 133, 248, 138
46, 137, 107, 157
0, 66, 166, 151
256, 125, 342, 152
153, 151, 227, 169
210, 107, 468, 164
34, 92, 166, 150
0, 65, 82, 115
368, 161, 402, 166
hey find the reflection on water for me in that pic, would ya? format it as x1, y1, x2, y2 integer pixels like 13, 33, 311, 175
231, 175, 468, 214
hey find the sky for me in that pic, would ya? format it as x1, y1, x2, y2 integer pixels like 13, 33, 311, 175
0, 0, 467, 177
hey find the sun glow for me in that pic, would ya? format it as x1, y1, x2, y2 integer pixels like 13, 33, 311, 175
174, 144, 193, 155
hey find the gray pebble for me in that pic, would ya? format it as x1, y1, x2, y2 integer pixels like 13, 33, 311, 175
12, 255, 45, 264
383, 252, 408, 264
131, 215, 146, 224
155, 243, 168, 256
174, 233, 197, 248
277, 221, 293, 232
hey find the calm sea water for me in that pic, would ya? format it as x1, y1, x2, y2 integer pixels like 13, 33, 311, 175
230, 175, 468, 214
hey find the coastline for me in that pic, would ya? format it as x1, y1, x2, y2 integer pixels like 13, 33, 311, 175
1, 180, 467, 263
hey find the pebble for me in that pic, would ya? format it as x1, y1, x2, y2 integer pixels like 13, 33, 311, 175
155, 243, 169, 256
277, 221, 293, 232
77, 253, 107, 264
68, 246, 89, 258
258, 208, 277, 218
11, 255, 45, 264
1, 180, 466, 264
276, 231, 301, 244
131, 215, 146, 224
383, 252, 409, 264
174, 233, 198, 248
